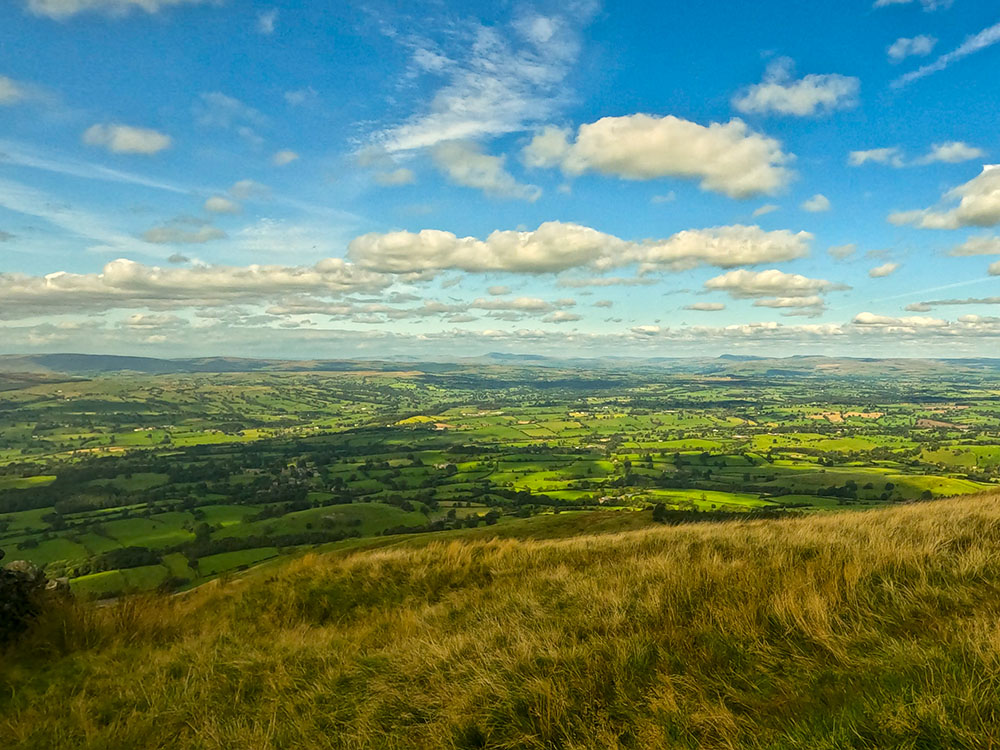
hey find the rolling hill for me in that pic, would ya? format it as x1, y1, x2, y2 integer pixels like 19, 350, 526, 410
4, 493, 1000, 748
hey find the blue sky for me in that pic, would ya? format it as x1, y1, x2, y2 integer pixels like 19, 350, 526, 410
1, 0, 999, 359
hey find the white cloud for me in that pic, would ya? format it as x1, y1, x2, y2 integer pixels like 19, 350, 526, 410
374, 168, 416, 186
849, 147, 905, 167
894, 20, 1000, 87
704, 268, 847, 298
203, 196, 241, 214
801, 194, 831, 212
82, 123, 171, 155
523, 114, 794, 199
257, 9, 277, 34
375, 8, 593, 152
889, 165, 1000, 229
637, 225, 811, 272
869, 262, 901, 277
487, 285, 510, 295
0, 257, 389, 319
25, 0, 213, 19
948, 235, 1000, 256
733, 58, 860, 117
0, 75, 25, 105
753, 295, 825, 309
991, 260, 1000, 276
852, 312, 948, 329
753, 204, 780, 217
888, 35, 937, 62
348, 221, 811, 275
829, 243, 856, 259
544, 310, 581, 323
272, 149, 299, 166
916, 141, 986, 164
431, 141, 539, 201
685, 302, 725, 311
850, 142, 983, 168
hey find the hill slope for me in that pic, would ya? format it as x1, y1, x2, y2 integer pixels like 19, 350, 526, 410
5, 495, 1000, 748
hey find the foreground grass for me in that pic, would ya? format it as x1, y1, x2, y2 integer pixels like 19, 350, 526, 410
5, 495, 1000, 748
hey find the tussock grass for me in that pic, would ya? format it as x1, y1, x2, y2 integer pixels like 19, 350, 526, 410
5, 495, 1000, 748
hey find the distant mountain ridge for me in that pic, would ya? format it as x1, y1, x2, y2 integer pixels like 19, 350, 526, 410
2, 352, 1000, 378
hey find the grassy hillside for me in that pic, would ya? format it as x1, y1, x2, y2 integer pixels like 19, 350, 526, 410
5, 495, 1000, 748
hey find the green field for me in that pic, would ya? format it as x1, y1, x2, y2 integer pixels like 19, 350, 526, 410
2, 360, 1000, 597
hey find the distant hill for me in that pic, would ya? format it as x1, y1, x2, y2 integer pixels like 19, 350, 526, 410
3, 351, 1000, 378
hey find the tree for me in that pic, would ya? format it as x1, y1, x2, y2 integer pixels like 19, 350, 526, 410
652, 503, 668, 523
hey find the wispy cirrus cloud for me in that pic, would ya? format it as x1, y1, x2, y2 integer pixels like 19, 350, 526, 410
373, 4, 597, 152
893, 20, 1000, 87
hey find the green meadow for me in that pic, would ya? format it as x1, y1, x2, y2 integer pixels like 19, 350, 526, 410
3, 361, 1000, 597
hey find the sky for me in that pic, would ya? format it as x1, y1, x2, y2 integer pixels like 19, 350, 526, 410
1, 0, 1000, 360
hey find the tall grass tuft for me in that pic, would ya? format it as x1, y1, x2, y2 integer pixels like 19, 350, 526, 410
5, 494, 1000, 748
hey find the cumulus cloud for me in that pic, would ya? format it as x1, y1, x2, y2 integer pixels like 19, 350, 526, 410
82, 123, 171, 155
272, 149, 299, 166
685, 302, 725, 311
801, 194, 831, 212
849, 147, 905, 167
487, 285, 510, 295
991, 261, 1000, 276
869, 262, 901, 277
732, 58, 859, 117
203, 196, 241, 214
852, 312, 948, 329
894, 20, 1000, 87
0, 257, 389, 320
704, 269, 847, 299
888, 35, 937, 62
636, 225, 811, 272
889, 165, 1000, 229
916, 142, 986, 165
523, 114, 794, 199
348, 221, 811, 275
25, 0, 213, 19
543, 310, 581, 323
948, 235, 1000, 256
431, 141, 540, 201
374, 168, 416, 186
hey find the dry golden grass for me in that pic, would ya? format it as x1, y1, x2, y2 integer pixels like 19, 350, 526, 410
6, 494, 1000, 748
